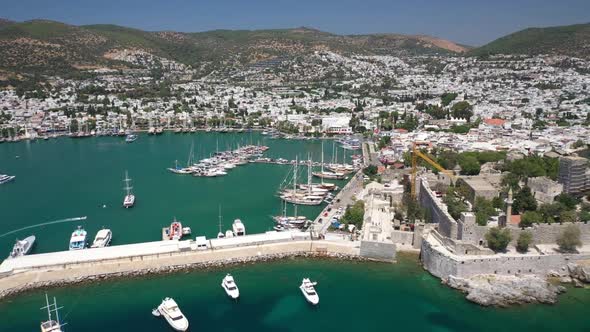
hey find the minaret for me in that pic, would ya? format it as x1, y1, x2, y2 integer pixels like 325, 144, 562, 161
502, 188, 513, 228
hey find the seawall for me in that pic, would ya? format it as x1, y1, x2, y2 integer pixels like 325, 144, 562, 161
0, 239, 360, 300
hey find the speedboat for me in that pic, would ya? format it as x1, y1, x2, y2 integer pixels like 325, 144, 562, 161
167, 219, 183, 240
8, 235, 35, 258
68, 226, 87, 250
90, 229, 112, 248
40, 294, 65, 332
221, 274, 240, 299
299, 278, 319, 305
155, 297, 189, 332
232, 219, 245, 236
125, 134, 138, 143
0, 174, 15, 184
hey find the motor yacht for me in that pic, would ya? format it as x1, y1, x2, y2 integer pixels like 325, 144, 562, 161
299, 278, 319, 305
68, 226, 87, 250
0, 174, 15, 184
8, 235, 35, 258
90, 229, 112, 248
221, 274, 240, 299
155, 297, 189, 331
232, 219, 245, 236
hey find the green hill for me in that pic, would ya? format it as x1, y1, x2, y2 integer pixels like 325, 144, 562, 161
0, 19, 469, 76
471, 23, 590, 58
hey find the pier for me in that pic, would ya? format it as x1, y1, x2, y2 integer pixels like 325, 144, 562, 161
0, 232, 360, 299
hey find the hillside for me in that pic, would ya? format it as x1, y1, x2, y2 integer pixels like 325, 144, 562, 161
0, 19, 468, 76
471, 23, 590, 58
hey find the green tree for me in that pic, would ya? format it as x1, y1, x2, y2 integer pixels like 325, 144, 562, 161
341, 200, 365, 228
555, 193, 580, 210
485, 227, 512, 252
512, 186, 537, 214
516, 231, 533, 253
458, 155, 480, 175
443, 188, 468, 220
520, 211, 542, 228
451, 101, 473, 121
474, 197, 497, 226
557, 224, 582, 253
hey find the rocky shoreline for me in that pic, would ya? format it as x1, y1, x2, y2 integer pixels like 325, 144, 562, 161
443, 263, 590, 307
0, 251, 366, 301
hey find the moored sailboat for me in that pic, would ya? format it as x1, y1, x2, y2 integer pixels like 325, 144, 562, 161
123, 171, 135, 208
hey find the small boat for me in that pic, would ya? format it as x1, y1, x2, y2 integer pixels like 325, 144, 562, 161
69, 226, 87, 250
148, 127, 156, 135
9, 235, 35, 258
125, 134, 138, 143
90, 229, 112, 248
40, 294, 65, 332
0, 174, 16, 184
225, 230, 234, 238
156, 297, 189, 332
232, 219, 245, 236
167, 218, 183, 240
123, 171, 135, 208
155, 127, 164, 135
299, 278, 319, 305
221, 274, 240, 299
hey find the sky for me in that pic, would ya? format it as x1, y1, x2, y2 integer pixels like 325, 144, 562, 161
0, 0, 589, 46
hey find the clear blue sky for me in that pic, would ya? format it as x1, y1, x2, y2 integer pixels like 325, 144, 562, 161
1, 0, 589, 45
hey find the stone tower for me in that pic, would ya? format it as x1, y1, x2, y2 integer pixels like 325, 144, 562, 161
502, 188, 513, 228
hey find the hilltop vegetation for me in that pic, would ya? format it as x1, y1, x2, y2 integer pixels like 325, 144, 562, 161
0, 19, 468, 76
472, 23, 590, 59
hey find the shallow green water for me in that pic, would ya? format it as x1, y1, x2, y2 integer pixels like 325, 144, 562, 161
1, 255, 589, 332
1, 134, 589, 331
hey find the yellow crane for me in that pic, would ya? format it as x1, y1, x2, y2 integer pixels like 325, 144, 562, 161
410, 142, 457, 199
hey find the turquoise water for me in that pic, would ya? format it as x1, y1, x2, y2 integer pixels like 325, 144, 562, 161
1, 255, 589, 332
0, 133, 348, 253
1, 134, 589, 331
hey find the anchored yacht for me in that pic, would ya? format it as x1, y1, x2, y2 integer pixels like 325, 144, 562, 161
90, 229, 112, 248
8, 235, 35, 258
221, 274, 240, 299
68, 226, 87, 250
299, 278, 319, 305
155, 297, 189, 331
40, 294, 65, 332
123, 171, 135, 208
232, 219, 245, 236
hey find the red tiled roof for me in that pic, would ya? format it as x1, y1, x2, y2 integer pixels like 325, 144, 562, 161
484, 118, 506, 126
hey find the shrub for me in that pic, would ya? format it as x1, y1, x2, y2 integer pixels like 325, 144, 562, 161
485, 227, 512, 252
516, 231, 533, 253
557, 224, 582, 253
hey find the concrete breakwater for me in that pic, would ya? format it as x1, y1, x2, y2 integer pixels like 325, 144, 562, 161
0, 238, 361, 300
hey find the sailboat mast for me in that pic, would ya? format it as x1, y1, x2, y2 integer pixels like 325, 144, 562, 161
293, 156, 298, 192
45, 293, 53, 322
307, 154, 312, 195
218, 205, 223, 233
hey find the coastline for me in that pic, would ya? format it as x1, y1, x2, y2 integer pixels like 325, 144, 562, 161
0, 240, 368, 301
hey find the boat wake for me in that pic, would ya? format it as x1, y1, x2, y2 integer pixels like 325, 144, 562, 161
0, 216, 87, 238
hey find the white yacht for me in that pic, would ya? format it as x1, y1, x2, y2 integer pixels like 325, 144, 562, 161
299, 278, 319, 305
9, 235, 35, 258
232, 219, 245, 236
123, 171, 135, 208
0, 174, 15, 184
40, 294, 65, 332
155, 297, 189, 332
225, 230, 234, 238
68, 226, 87, 250
221, 274, 240, 299
90, 229, 112, 248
